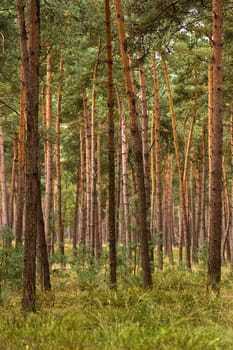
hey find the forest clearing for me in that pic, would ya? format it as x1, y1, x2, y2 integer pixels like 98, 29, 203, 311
1, 0, 233, 348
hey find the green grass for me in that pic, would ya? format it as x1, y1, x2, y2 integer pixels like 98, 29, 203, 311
1, 266, 233, 350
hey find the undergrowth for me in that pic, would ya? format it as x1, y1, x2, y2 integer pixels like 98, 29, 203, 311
0, 244, 233, 349
0, 263, 233, 350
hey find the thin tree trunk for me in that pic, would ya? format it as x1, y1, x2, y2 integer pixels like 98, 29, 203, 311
37, 162, 51, 292
79, 127, 86, 246
162, 56, 191, 270
221, 158, 230, 262
9, 135, 18, 230
83, 89, 91, 248
44, 45, 53, 255
153, 55, 163, 270
230, 106, 233, 271
138, 52, 150, 211
96, 134, 102, 258
73, 168, 79, 255
207, 62, 213, 239
90, 40, 101, 258
199, 124, 207, 244
55, 51, 64, 258
15, 66, 26, 246
114, 0, 152, 288
121, 109, 131, 255
0, 126, 9, 229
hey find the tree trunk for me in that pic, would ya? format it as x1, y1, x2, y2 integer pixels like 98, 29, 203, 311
121, 109, 131, 255
96, 134, 102, 259
55, 51, 64, 258
0, 126, 9, 229
153, 55, 163, 270
105, 0, 117, 288
162, 56, 191, 270
207, 0, 223, 294
16, 0, 41, 312
230, 106, 233, 271
79, 127, 86, 246
90, 40, 101, 257
114, 0, 152, 288
37, 164, 51, 292
199, 125, 207, 244
9, 134, 18, 230
15, 66, 26, 246
138, 53, 150, 212
44, 45, 53, 255
83, 89, 91, 248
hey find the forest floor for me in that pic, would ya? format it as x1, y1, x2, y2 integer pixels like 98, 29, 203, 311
1, 260, 233, 350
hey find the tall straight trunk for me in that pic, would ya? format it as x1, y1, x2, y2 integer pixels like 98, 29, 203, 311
167, 154, 174, 264
207, 0, 223, 294
221, 158, 230, 261
208, 62, 213, 239
0, 126, 9, 228
114, 0, 152, 288
115, 89, 122, 244
162, 56, 191, 270
121, 110, 131, 252
183, 68, 198, 193
16, 0, 41, 311
15, 66, 26, 246
190, 158, 198, 263
44, 45, 53, 255
150, 109, 156, 237
73, 168, 79, 255
138, 53, 150, 211
79, 127, 86, 246
9, 134, 18, 229
83, 89, 91, 247
230, 107, 233, 270
105, 0, 116, 287
200, 124, 207, 243
90, 40, 101, 257
55, 51, 64, 257
153, 55, 163, 270
96, 134, 102, 258
37, 165, 51, 292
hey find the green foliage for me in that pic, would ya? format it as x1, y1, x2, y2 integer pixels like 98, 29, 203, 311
197, 239, 209, 268
0, 230, 23, 304
70, 245, 107, 290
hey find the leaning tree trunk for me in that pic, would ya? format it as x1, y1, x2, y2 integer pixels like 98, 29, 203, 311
16, 0, 41, 312
207, 0, 223, 295
114, 0, 152, 288
162, 56, 191, 271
